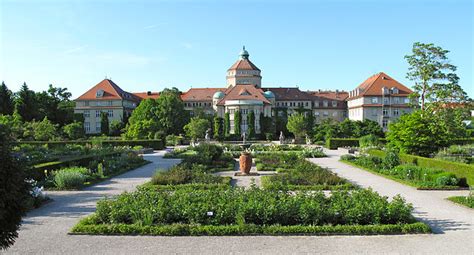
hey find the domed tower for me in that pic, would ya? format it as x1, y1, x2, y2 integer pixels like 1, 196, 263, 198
226, 46, 262, 88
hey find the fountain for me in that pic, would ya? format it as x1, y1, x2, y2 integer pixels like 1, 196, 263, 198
236, 132, 258, 176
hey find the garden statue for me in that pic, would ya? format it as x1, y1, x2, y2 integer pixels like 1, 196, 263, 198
279, 131, 285, 145
205, 128, 211, 142
306, 134, 311, 145
241, 131, 247, 144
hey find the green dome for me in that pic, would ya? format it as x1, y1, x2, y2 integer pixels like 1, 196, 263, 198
264, 91, 275, 98
213, 91, 225, 99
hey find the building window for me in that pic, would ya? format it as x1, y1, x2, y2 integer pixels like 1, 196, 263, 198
84, 122, 90, 132
96, 89, 104, 98
85, 101, 89, 106
323, 111, 328, 116
383, 108, 389, 117
314, 101, 319, 107
382, 119, 389, 128
372, 109, 377, 116
332, 101, 337, 107
107, 110, 113, 117
393, 108, 399, 116
305, 102, 308, 107
323, 101, 328, 107
371, 97, 378, 103
332, 112, 337, 117
314, 112, 320, 117
96, 110, 101, 118
404, 97, 410, 104
383, 97, 389, 104
394, 97, 399, 104
96, 123, 101, 132
108, 101, 113, 106
84, 110, 90, 118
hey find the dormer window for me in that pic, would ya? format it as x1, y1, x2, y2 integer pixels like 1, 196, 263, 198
96, 89, 104, 98
391, 87, 399, 94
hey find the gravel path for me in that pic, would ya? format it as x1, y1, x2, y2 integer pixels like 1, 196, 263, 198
3, 149, 473, 255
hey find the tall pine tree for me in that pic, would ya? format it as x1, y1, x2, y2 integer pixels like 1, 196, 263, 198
248, 110, 255, 139
0, 82, 14, 115
15, 83, 37, 121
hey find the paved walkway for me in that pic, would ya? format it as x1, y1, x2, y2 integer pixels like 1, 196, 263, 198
3, 149, 474, 254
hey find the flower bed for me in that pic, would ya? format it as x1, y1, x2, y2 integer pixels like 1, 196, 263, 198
341, 154, 468, 190
447, 196, 474, 209
71, 188, 430, 235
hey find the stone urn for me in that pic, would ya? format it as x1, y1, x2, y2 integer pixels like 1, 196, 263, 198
239, 151, 252, 175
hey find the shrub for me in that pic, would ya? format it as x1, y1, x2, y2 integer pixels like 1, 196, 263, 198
359, 134, 379, 148
435, 144, 474, 164
151, 164, 225, 185
53, 167, 89, 189
326, 138, 359, 150
340, 154, 355, 161
382, 150, 400, 170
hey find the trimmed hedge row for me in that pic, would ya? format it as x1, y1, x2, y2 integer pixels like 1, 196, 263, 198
71, 216, 431, 236
14, 139, 165, 150
367, 149, 474, 185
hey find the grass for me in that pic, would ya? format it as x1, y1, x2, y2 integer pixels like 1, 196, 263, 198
447, 196, 474, 209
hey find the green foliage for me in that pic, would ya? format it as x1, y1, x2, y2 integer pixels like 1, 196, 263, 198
248, 111, 255, 139
447, 195, 474, 209
286, 113, 307, 140
382, 150, 400, 170
184, 117, 210, 141
387, 110, 466, 156
435, 144, 474, 164
359, 134, 379, 148
0, 123, 30, 249
109, 120, 123, 136
53, 167, 89, 189
213, 116, 224, 141
86, 188, 416, 227
405, 42, 468, 110
151, 164, 226, 185
155, 88, 188, 135
224, 112, 230, 136
100, 112, 109, 135
26, 117, 58, 141
124, 99, 161, 139
314, 119, 383, 142
0, 81, 14, 115
234, 111, 241, 136
62, 122, 85, 140
165, 135, 183, 146
326, 138, 360, 149
15, 82, 38, 122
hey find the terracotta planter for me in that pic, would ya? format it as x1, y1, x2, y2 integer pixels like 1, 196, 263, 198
239, 152, 252, 174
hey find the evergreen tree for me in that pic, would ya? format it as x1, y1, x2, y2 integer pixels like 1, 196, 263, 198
100, 112, 109, 135
224, 112, 230, 136
0, 122, 29, 249
234, 111, 241, 136
0, 82, 14, 115
248, 110, 255, 139
213, 116, 224, 141
15, 83, 37, 121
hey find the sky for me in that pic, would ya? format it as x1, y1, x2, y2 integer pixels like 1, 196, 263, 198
1, 0, 473, 99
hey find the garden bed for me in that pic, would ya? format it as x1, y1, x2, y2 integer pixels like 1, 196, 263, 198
341, 154, 468, 190
447, 196, 474, 209
71, 188, 430, 236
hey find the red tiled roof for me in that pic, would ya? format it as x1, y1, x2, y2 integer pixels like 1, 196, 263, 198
228, 59, 261, 71
349, 72, 413, 98
308, 90, 349, 101
264, 87, 314, 101
217, 84, 270, 105
75, 79, 138, 101
181, 88, 226, 101
132, 92, 160, 100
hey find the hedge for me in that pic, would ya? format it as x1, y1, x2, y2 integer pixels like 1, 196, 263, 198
32, 151, 123, 179
325, 138, 387, 150
14, 139, 165, 150
367, 149, 474, 185
71, 216, 430, 236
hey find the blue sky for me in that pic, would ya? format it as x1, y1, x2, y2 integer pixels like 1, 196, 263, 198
1, 0, 472, 98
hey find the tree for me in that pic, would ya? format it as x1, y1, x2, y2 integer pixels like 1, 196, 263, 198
304, 111, 315, 137
234, 111, 241, 136
213, 116, 224, 141
260, 112, 274, 139
62, 122, 84, 140
405, 42, 468, 110
224, 112, 230, 136
15, 83, 37, 121
287, 113, 307, 141
248, 110, 255, 139
0, 121, 30, 249
0, 82, 14, 115
109, 120, 123, 136
386, 110, 464, 156
156, 89, 188, 135
26, 117, 58, 141
356, 119, 384, 138
100, 112, 109, 135
184, 117, 210, 141
124, 99, 161, 139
